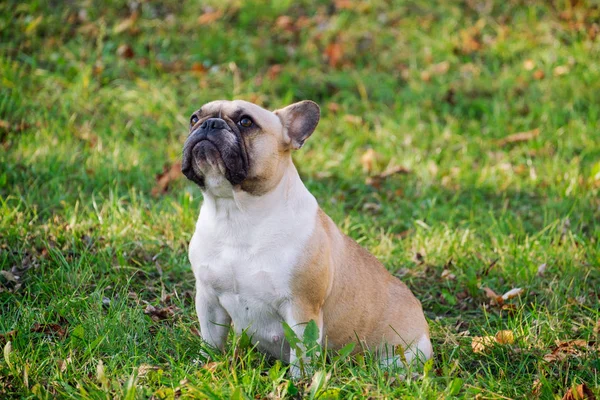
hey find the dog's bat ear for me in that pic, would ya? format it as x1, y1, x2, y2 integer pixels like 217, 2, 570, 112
275, 100, 320, 150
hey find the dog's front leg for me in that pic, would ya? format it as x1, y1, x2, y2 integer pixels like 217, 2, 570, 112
195, 286, 231, 355
283, 302, 323, 379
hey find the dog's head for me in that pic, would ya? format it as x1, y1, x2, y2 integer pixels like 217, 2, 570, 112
181, 100, 320, 196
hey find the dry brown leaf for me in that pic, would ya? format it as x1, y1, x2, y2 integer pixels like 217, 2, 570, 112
483, 287, 502, 305
198, 10, 223, 25
532, 379, 542, 397
360, 148, 382, 173
31, 320, 68, 339
191, 62, 207, 74
113, 14, 138, 34
495, 330, 515, 345
334, 0, 354, 10
138, 364, 160, 377
57, 356, 72, 373
441, 269, 456, 280
431, 61, 450, 75
544, 339, 595, 363
324, 41, 343, 68
267, 64, 283, 80
594, 320, 600, 335
497, 128, 540, 147
554, 65, 570, 76
343, 114, 362, 125
472, 336, 495, 353
117, 44, 134, 59
562, 383, 595, 400
537, 263, 547, 277
327, 102, 341, 114
365, 165, 412, 188
533, 69, 545, 80
1, 270, 19, 283
523, 59, 535, 71
472, 330, 515, 353
203, 361, 220, 372
151, 162, 182, 197
501, 288, 523, 301
275, 15, 294, 31
144, 304, 180, 322
0, 330, 17, 345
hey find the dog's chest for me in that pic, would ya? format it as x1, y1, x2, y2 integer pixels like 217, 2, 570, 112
189, 201, 316, 353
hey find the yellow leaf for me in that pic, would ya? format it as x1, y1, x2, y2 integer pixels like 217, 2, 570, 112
495, 330, 514, 345
472, 336, 494, 353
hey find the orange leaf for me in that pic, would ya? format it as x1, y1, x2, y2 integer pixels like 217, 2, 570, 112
483, 287, 503, 305
324, 41, 343, 68
497, 128, 540, 147
198, 10, 223, 25
562, 383, 595, 400
495, 330, 515, 345
151, 162, 182, 197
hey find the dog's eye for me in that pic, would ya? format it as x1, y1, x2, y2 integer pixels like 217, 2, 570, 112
190, 115, 199, 126
239, 117, 253, 128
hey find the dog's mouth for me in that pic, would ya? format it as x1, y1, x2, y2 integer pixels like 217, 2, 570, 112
181, 120, 249, 188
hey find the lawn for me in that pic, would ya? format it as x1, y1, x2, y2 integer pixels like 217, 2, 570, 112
1, 0, 600, 398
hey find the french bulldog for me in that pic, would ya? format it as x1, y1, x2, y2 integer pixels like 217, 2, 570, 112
182, 100, 432, 376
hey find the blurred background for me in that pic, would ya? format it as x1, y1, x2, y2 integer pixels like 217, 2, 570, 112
1, 1, 599, 397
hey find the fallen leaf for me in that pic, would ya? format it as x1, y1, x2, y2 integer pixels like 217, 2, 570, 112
562, 383, 595, 400
202, 361, 220, 372
544, 339, 596, 363
267, 64, 283, 80
275, 15, 294, 31
334, 0, 354, 10
144, 304, 180, 322
360, 148, 382, 173
113, 14, 138, 34
56, 356, 72, 373
1, 270, 19, 283
191, 62, 207, 74
0, 330, 17, 345
501, 288, 523, 301
441, 269, 456, 280
553, 65, 570, 76
31, 320, 68, 339
327, 102, 341, 114
495, 330, 515, 345
324, 41, 343, 68
472, 336, 495, 353
365, 165, 412, 187
532, 379, 542, 397
343, 114, 362, 125
117, 44, 135, 59
198, 9, 223, 25
537, 263, 547, 277
497, 128, 540, 147
594, 320, 600, 335
138, 364, 160, 377
523, 59, 535, 71
362, 202, 382, 213
151, 162, 182, 197
533, 69, 545, 80
483, 287, 502, 305
430, 61, 450, 75
472, 330, 515, 353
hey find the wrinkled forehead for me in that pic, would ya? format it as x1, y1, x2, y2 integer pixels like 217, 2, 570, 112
200, 100, 282, 132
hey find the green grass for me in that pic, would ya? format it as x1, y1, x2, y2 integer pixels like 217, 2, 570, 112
1, 0, 600, 398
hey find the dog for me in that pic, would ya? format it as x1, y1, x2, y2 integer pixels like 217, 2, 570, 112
182, 100, 432, 376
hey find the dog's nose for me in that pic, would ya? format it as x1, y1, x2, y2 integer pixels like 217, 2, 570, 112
201, 118, 228, 130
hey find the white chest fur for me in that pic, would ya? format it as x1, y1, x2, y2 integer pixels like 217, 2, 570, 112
188, 169, 317, 357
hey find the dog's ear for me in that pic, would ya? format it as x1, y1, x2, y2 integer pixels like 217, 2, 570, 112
274, 100, 320, 150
